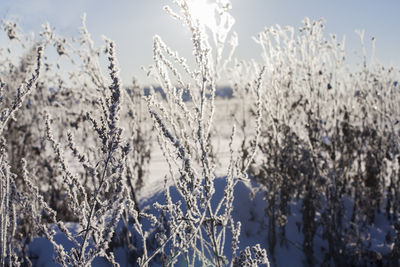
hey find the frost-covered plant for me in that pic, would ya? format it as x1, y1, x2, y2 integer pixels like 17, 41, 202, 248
139, 0, 269, 266
38, 39, 132, 266
1, 16, 154, 264
246, 18, 400, 266
0, 42, 43, 266
0, 18, 153, 264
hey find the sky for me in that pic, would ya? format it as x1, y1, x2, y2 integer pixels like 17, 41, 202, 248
0, 0, 399, 86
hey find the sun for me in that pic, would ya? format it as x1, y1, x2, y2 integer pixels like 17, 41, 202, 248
188, 0, 217, 30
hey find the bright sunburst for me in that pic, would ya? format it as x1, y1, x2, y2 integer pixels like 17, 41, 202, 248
188, 0, 217, 30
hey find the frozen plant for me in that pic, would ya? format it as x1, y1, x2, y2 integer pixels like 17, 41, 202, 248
141, 0, 269, 266
0, 44, 44, 266
246, 17, 400, 266
24, 39, 132, 267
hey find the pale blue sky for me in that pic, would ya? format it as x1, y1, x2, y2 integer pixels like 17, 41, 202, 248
1, 0, 399, 85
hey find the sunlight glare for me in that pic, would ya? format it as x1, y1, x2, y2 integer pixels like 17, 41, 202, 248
188, 0, 217, 30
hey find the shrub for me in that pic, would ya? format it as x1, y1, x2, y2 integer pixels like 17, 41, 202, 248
0, 1, 270, 266
243, 18, 400, 266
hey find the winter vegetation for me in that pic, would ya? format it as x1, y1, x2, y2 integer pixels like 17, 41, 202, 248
0, 0, 399, 266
